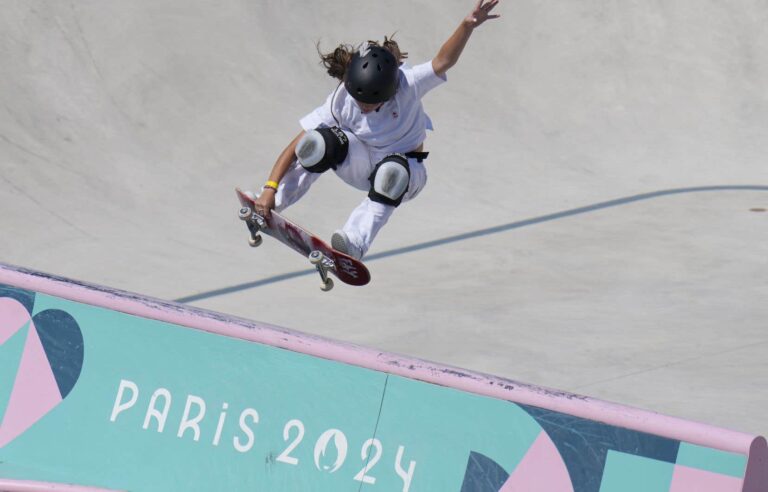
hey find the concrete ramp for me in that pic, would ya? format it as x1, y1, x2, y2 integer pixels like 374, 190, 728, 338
0, 262, 765, 491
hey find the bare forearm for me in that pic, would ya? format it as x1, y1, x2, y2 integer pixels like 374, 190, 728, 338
433, 20, 475, 77
255, 130, 304, 208
267, 130, 305, 184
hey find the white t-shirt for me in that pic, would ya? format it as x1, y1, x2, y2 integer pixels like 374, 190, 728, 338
299, 61, 447, 161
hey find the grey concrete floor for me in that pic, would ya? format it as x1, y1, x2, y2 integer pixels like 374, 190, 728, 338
1, 1, 766, 438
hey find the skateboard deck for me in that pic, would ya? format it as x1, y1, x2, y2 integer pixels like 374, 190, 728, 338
236, 188, 371, 290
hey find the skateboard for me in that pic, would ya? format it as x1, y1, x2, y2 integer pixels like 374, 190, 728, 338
236, 188, 371, 291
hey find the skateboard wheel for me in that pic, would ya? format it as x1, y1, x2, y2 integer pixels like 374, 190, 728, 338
239, 207, 253, 221
309, 251, 324, 265
321, 277, 334, 292
248, 235, 262, 247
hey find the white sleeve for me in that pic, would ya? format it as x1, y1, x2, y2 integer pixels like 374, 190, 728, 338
299, 91, 337, 130
407, 61, 447, 99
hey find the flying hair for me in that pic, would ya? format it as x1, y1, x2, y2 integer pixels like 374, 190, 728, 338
317, 34, 409, 81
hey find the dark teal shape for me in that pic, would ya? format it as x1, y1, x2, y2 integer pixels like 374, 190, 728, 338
0, 284, 36, 313
519, 404, 680, 492
33, 309, 84, 399
460, 451, 510, 492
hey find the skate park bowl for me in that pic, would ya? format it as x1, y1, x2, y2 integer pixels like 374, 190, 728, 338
2, 0, 768, 490
0, 264, 766, 491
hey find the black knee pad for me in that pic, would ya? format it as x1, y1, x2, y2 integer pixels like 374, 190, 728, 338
368, 154, 411, 207
296, 126, 349, 174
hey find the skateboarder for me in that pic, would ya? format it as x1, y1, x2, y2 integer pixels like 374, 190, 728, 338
249, 0, 500, 259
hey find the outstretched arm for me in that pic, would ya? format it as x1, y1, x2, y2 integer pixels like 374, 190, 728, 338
432, 0, 500, 77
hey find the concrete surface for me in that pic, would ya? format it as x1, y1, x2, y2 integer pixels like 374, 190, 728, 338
1, 0, 766, 438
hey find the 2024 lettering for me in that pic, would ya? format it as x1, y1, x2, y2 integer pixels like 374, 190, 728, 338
109, 379, 416, 490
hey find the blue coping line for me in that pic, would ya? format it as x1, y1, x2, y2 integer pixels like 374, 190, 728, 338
175, 185, 768, 303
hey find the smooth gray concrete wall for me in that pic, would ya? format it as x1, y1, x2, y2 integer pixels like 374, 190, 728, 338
2, 1, 766, 437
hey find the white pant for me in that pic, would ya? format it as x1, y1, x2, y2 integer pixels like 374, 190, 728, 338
273, 133, 427, 258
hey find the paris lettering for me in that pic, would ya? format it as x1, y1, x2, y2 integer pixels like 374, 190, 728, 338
109, 379, 416, 490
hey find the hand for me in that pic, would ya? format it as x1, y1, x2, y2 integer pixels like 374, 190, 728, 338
253, 189, 276, 219
465, 0, 500, 28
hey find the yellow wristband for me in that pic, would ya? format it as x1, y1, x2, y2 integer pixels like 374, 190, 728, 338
263, 180, 279, 191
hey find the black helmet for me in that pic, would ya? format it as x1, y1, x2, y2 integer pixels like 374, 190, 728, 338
344, 44, 398, 104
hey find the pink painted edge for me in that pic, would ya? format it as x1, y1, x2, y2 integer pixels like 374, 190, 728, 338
0, 479, 121, 491
1, 264, 764, 463
0, 297, 31, 344
0, 323, 63, 447
500, 431, 574, 492
670, 465, 744, 492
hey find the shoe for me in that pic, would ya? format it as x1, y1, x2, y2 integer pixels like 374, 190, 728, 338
331, 230, 363, 260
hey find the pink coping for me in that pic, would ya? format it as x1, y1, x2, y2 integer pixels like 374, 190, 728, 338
0, 479, 120, 491
0, 297, 31, 345
670, 465, 743, 492
0, 263, 762, 459
500, 430, 574, 491
0, 322, 63, 448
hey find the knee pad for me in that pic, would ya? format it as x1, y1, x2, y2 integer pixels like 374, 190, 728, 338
368, 154, 410, 207
295, 126, 349, 174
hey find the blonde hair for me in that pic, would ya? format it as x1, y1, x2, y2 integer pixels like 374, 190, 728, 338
317, 35, 408, 81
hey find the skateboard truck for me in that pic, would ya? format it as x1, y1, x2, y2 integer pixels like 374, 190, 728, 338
239, 205, 334, 292
235, 187, 370, 289
309, 251, 334, 292
238, 206, 263, 247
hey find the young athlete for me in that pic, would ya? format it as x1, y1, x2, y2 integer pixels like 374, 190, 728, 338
250, 0, 500, 259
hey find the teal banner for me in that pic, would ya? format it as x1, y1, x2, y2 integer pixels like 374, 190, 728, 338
0, 284, 749, 491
